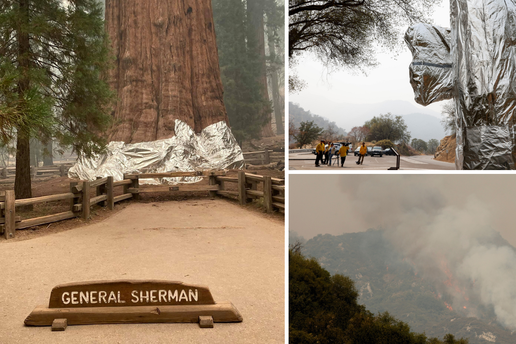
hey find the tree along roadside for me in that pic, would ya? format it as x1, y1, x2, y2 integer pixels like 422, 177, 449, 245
288, 0, 439, 92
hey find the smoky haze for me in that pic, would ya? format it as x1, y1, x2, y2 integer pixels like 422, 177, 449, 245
290, 175, 516, 329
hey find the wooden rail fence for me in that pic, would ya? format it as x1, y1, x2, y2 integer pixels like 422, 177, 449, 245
243, 149, 284, 165
0, 163, 72, 184
215, 171, 285, 213
1, 170, 284, 240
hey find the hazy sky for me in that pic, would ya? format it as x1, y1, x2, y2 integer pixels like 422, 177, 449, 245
289, 1, 451, 117
289, 174, 516, 248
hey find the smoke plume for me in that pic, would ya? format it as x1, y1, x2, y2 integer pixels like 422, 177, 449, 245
340, 176, 516, 329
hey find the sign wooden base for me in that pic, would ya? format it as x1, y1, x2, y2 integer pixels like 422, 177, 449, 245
24, 280, 243, 330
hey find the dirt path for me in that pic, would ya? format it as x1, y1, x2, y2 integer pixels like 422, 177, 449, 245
0, 199, 284, 344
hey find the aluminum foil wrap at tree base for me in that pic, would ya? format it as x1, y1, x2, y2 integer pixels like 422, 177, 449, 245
68, 120, 245, 184
405, 0, 516, 169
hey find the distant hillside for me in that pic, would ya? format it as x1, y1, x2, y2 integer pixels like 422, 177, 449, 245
290, 99, 446, 142
289, 102, 347, 137
301, 230, 516, 344
402, 113, 445, 142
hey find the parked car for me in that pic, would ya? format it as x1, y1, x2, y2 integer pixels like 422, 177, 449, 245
383, 147, 397, 156
370, 146, 383, 157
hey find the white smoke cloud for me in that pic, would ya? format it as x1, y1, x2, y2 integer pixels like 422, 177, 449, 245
343, 177, 516, 329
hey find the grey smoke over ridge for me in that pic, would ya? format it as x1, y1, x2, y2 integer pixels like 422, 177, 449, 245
339, 177, 516, 329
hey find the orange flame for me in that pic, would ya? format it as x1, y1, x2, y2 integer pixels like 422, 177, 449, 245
444, 302, 453, 311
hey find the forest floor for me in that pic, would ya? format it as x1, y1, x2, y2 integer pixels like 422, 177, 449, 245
0, 198, 284, 344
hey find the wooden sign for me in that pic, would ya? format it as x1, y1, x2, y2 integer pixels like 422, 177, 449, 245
25, 280, 242, 330
49, 280, 215, 308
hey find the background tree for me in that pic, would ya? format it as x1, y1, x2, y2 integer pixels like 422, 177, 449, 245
365, 113, 411, 144
441, 101, 456, 136
213, 0, 284, 144
0, 0, 113, 200
290, 102, 347, 137
288, 0, 438, 91
411, 138, 428, 153
247, 0, 274, 137
427, 139, 439, 154
293, 120, 323, 148
348, 126, 370, 145
289, 117, 300, 148
323, 123, 339, 142
264, 0, 285, 135
376, 139, 395, 149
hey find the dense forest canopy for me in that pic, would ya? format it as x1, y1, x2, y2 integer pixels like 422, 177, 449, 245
213, 0, 285, 144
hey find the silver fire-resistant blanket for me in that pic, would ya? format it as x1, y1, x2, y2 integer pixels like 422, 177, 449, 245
405, 23, 453, 106
68, 120, 245, 184
405, 0, 516, 169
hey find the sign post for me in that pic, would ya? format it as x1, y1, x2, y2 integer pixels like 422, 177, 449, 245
25, 280, 242, 331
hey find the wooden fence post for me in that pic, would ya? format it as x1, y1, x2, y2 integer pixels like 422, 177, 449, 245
238, 171, 247, 206
106, 176, 114, 210
123, 174, 129, 196
30, 166, 37, 178
82, 181, 90, 220
209, 173, 217, 198
97, 177, 107, 207
264, 149, 271, 164
1, 168, 7, 179
59, 165, 66, 177
70, 182, 79, 215
263, 176, 273, 213
131, 175, 140, 201
4, 190, 15, 239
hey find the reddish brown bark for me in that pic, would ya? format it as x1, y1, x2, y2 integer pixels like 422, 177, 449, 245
105, 0, 229, 143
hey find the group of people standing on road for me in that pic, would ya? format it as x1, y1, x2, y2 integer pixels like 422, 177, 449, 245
315, 141, 368, 167
315, 140, 349, 167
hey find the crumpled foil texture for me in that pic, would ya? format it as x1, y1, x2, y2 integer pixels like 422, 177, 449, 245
406, 0, 516, 169
405, 23, 453, 106
68, 120, 245, 184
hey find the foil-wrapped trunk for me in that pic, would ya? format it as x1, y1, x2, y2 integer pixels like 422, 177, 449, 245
406, 0, 516, 169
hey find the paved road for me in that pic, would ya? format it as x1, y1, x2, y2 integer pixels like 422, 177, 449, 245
289, 151, 455, 170
0, 200, 284, 344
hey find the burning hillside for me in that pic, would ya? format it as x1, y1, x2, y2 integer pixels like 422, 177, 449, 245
302, 230, 516, 344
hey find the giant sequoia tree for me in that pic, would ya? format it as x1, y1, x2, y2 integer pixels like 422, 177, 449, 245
105, 0, 229, 143
0, 0, 113, 199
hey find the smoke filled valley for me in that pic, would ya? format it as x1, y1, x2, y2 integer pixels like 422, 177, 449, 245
294, 229, 516, 343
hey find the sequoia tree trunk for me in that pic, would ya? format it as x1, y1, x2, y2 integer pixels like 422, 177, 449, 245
105, 0, 229, 143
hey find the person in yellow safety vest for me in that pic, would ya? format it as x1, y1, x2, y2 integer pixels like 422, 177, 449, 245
315, 140, 325, 167
357, 142, 367, 165
338, 144, 349, 167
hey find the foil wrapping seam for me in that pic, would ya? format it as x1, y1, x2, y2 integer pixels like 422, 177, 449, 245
68, 120, 245, 184
405, 23, 453, 106
405, 0, 516, 169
